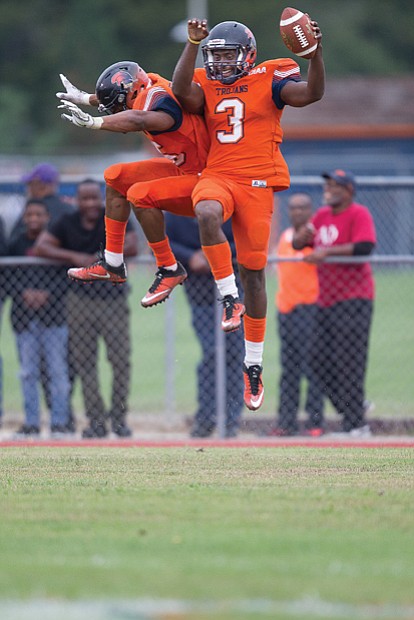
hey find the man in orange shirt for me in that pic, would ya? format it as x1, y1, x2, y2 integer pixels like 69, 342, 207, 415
273, 193, 324, 436
172, 18, 325, 410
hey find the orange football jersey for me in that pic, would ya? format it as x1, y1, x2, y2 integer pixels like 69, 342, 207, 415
194, 59, 301, 188
133, 73, 210, 175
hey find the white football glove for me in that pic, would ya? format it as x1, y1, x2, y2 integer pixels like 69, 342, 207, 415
58, 101, 103, 129
56, 74, 93, 106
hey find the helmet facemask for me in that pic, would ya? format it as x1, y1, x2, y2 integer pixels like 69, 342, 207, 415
202, 44, 250, 85
201, 22, 257, 85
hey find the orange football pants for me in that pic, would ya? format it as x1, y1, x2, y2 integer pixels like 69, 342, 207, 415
104, 158, 198, 217
192, 173, 275, 270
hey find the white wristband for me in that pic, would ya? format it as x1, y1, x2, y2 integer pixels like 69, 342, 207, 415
80, 92, 93, 106
91, 117, 104, 130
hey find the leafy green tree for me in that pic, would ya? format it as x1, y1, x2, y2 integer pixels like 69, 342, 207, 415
0, 0, 413, 154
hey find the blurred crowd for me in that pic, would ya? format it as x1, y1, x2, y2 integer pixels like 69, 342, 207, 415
0, 162, 377, 440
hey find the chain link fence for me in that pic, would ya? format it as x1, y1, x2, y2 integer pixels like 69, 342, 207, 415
0, 177, 413, 438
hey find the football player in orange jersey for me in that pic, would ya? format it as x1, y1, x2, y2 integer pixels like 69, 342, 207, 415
172, 18, 325, 411
57, 61, 210, 306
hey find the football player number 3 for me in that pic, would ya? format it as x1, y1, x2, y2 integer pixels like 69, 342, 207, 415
215, 98, 245, 144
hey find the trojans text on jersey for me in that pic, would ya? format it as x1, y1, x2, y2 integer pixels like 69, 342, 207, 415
215, 85, 249, 96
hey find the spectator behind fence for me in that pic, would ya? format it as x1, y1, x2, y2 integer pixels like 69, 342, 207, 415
271, 193, 324, 437
165, 213, 244, 438
9, 163, 75, 247
8, 200, 71, 438
293, 170, 376, 436
35, 179, 138, 439
0, 216, 8, 426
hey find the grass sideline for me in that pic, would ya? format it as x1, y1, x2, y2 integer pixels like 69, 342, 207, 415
0, 446, 413, 618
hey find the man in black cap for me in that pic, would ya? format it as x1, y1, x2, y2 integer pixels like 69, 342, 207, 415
292, 169, 376, 436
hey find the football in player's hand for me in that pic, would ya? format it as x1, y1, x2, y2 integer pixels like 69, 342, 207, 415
279, 7, 318, 59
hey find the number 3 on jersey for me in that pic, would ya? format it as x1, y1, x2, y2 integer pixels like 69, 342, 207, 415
215, 98, 245, 144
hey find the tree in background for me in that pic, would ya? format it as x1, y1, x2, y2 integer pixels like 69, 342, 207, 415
1, 0, 413, 154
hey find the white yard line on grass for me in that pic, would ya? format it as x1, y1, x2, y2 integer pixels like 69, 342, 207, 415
1, 598, 414, 620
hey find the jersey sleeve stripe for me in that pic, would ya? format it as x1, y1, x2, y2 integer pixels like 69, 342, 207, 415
273, 67, 301, 81
143, 87, 170, 111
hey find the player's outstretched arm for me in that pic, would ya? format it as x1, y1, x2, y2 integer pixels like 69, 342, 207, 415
56, 74, 99, 107
58, 101, 175, 133
172, 18, 207, 115
281, 20, 325, 108
58, 101, 103, 129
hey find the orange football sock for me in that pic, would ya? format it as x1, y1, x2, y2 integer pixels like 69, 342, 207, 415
149, 237, 176, 268
243, 315, 266, 343
105, 216, 127, 254
201, 242, 233, 280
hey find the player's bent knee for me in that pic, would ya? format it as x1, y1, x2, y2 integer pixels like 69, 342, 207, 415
104, 163, 127, 194
126, 184, 156, 209
104, 163, 122, 184
239, 251, 267, 271
194, 201, 223, 227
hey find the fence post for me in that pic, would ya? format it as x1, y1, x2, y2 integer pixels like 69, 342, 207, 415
215, 301, 226, 438
164, 295, 176, 416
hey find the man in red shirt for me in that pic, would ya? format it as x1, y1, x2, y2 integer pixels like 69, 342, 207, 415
293, 170, 376, 435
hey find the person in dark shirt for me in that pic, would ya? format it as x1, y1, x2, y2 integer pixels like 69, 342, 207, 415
165, 213, 244, 437
8, 163, 75, 247
0, 217, 7, 255
35, 179, 138, 439
0, 216, 8, 426
9, 199, 71, 437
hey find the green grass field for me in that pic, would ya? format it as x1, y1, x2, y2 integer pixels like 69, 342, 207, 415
1, 266, 414, 424
0, 447, 413, 619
